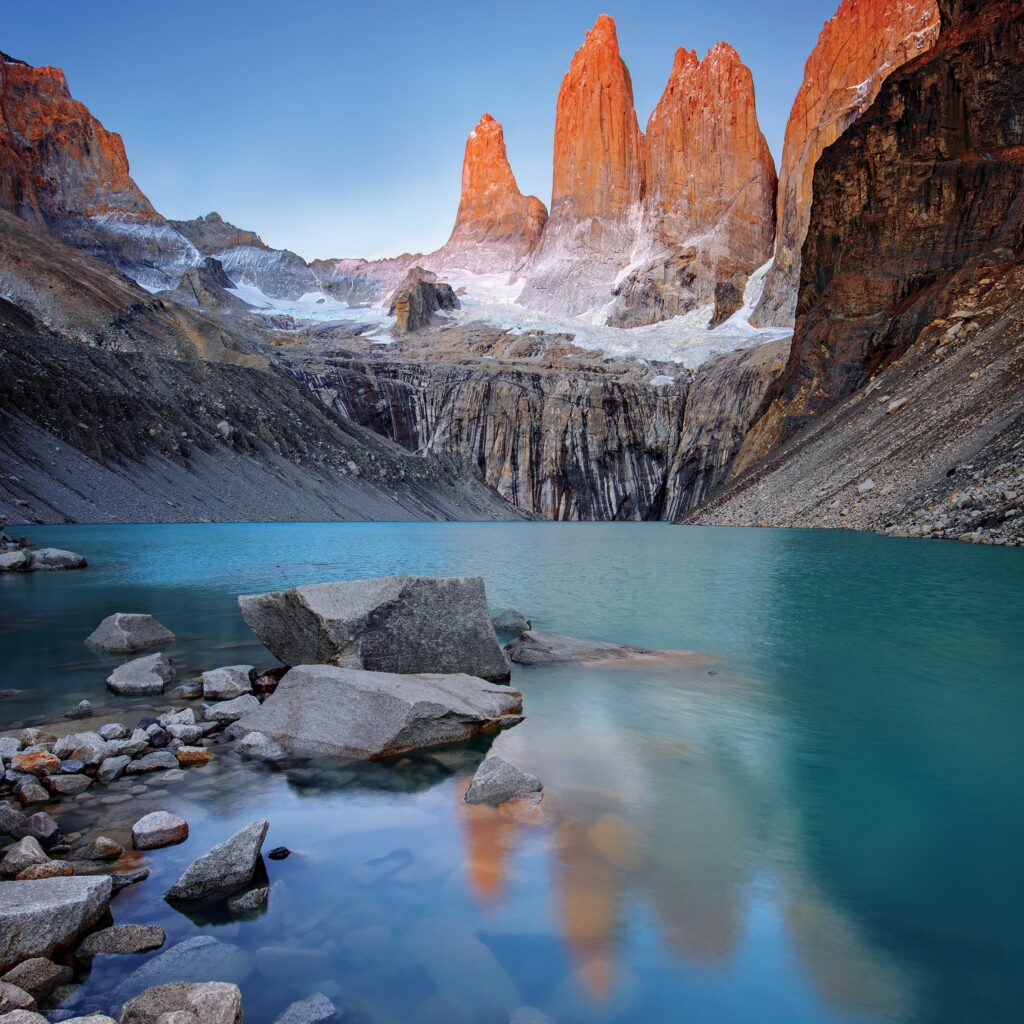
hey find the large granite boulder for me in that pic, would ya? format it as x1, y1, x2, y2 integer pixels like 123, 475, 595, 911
106, 654, 174, 695
387, 267, 460, 335
464, 755, 542, 806
75, 925, 165, 965
235, 665, 524, 761
164, 820, 268, 903
238, 575, 510, 681
85, 614, 174, 653
27, 549, 86, 571
0, 876, 112, 971
201, 666, 254, 701
119, 981, 242, 1024
504, 630, 658, 666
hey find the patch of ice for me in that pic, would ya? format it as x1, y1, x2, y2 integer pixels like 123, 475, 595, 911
648, 375, 676, 387
225, 281, 390, 326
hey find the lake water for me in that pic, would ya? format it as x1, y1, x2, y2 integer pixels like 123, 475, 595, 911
2, 522, 1023, 1024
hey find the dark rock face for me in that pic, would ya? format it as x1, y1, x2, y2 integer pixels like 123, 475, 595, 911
168, 212, 269, 255
387, 268, 459, 335
741, 0, 1024, 460
710, 274, 748, 329
159, 257, 250, 313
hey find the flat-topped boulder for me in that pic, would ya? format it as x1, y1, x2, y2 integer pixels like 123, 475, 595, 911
0, 876, 112, 972
28, 548, 86, 571
119, 981, 242, 1024
238, 575, 511, 681
107, 654, 174, 695
504, 630, 659, 666
201, 666, 255, 701
236, 665, 524, 761
85, 614, 174, 653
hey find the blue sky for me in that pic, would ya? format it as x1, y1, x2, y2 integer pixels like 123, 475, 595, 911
5, 0, 839, 261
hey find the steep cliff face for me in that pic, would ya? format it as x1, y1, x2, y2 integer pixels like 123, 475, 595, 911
609, 44, 777, 328
518, 15, 645, 317
432, 113, 548, 273
690, 0, 1024, 546
169, 211, 269, 255
751, 0, 940, 327
0, 53, 200, 289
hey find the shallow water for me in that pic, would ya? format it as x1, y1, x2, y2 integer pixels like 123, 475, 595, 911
2, 522, 1023, 1024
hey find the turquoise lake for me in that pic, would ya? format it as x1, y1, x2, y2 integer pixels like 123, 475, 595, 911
2, 522, 1023, 1024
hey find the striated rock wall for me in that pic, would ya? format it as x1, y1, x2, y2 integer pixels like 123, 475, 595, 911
431, 113, 547, 273
518, 15, 645, 317
609, 44, 777, 328
688, 0, 1024, 546
751, 0, 940, 327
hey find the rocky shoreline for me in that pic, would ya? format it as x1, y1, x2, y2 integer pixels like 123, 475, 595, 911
1, 573, 675, 1024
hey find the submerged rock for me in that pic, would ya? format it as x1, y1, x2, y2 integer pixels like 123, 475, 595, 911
238, 575, 510, 681
75, 925, 165, 965
0, 876, 112, 972
236, 731, 285, 763
28, 548, 86, 571
270, 993, 336, 1024
106, 653, 174, 695
164, 820, 268, 903
491, 609, 531, 633
85, 614, 174, 653
235, 665, 524, 761
504, 630, 658, 665
464, 756, 542, 806
202, 695, 260, 724
117, 977, 244, 1023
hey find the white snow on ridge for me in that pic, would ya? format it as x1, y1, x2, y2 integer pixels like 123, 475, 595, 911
225, 281, 390, 325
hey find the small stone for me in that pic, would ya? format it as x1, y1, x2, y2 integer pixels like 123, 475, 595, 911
0, 959, 62, 1000
267, 847, 290, 861
97, 724, 127, 741
88, 837, 123, 861
62, 702, 93, 721
24, 811, 62, 848
170, 680, 203, 700
0, 837, 48, 877
464, 756, 543, 806
58, 760, 86, 775
175, 747, 211, 768
75, 925, 166, 965
491, 609, 531, 633
11, 752, 60, 777
15, 862, 73, 880
237, 732, 285, 763
202, 695, 260, 725
45, 774, 92, 797
110, 868, 150, 894
96, 756, 131, 784
0, 982, 35, 1014
856, 478, 876, 494
84, 614, 174, 654
132, 811, 189, 850
225, 885, 269, 916
125, 751, 179, 775
885, 397, 909, 414
14, 779, 48, 805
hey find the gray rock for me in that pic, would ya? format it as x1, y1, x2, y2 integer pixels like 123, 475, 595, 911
84, 614, 174, 654
118, 982, 241, 1024
0, 738, 21, 760
62, 1016, 116, 1024
28, 549, 87, 571
0, 1010, 48, 1024
96, 756, 131, 784
491, 609, 531, 633
160, 708, 195, 727
97, 724, 127, 741
165, 724, 202, 744
53, 733, 108, 767
0, 983, 34, 1014
110, 868, 150, 894
0, 551, 29, 573
236, 731, 285, 763
170, 680, 203, 700
236, 665, 524, 761
238, 575, 511, 681
13, 780, 48, 805
201, 667, 254, 702
104, 730, 149, 758
225, 885, 269, 916
465, 756, 542, 806
124, 751, 178, 775
23, 812, 62, 849
113, 940, 251, 1003
88, 836, 123, 860
0, 959, 63, 1000
1, 837, 48, 878
0, 876, 112, 972
0, 803, 30, 841
62, 701, 94, 721
270, 993, 336, 1024
106, 654, 174, 696
132, 812, 188, 850
202, 695, 260, 725
164, 819, 268, 902
44, 774, 92, 796
504, 630, 658, 666
58, 759, 86, 775
75, 925, 165, 965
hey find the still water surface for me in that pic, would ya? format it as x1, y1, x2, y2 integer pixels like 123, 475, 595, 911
2, 523, 1023, 1024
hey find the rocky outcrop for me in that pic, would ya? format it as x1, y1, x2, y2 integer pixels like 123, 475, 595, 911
519, 15, 644, 317
0, 54, 199, 289
168, 212, 268, 255
464, 755, 543, 806
238, 575, 511, 681
159, 257, 250, 313
609, 44, 777, 328
234, 664, 524, 760
432, 114, 547, 273
504, 630, 660, 665
165, 820, 269, 903
688, 0, 1024, 546
387, 267, 459, 335
752, 0, 940, 327
215, 245, 320, 301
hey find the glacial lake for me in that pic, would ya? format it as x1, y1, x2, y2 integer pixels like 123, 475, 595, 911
2, 522, 1023, 1024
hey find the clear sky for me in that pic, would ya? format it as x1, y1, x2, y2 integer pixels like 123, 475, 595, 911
5, 0, 840, 262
